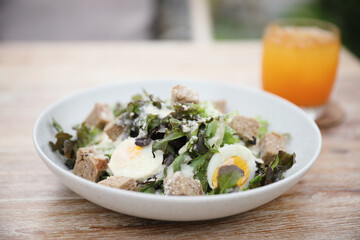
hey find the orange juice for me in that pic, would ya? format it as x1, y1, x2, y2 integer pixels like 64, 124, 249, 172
262, 22, 340, 106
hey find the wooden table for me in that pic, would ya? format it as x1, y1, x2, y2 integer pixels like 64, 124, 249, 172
1, 41, 359, 239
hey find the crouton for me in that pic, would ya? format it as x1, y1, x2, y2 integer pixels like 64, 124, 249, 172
228, 115, 260, 144
164, 172, 203, 196
212, 100, 227, 113
104, 117, 124, 141
259, 132, 287, 164
73, 147, 109, 182
85, 103, 113, 129
171, 85, 199, 105
98, 176, 136, 191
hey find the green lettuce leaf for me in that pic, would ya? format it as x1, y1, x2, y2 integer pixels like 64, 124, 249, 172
73, 122, 102, 148
131, 94, 144, 101
63, 139, 77, 159
249, 151, 296, 189
49, 117, 70, 154
190, 152, 210, 171
255, 116, 268, 139
193, 127, 209, 155
49, 132, 72, 154
51, 117, 63, 133
194, 161, 210, 193
172, 103, 206, 120
152, 129, 185, 153
205, 119, 225, 149
271, 151, 296, 172
49, 118, 78, 169
113, 103, 127, 117
222, 125, 240, 146
146, 114, 161, 132
205, 120, 218, 139
172, 153, 190, 172
213, 165, 244, 194
137, 178, 164, 194
190, 151, 213, 192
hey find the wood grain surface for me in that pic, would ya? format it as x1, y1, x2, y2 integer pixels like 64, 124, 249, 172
0, 41, 359, 239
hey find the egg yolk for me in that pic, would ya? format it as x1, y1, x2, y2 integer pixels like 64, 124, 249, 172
128, 145, 142, 160
212, 156, 250, 188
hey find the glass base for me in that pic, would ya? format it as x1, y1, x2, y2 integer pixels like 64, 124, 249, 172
302, 102, 345, 128
301, 105, 326, 121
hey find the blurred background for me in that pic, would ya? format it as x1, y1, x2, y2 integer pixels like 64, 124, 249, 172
0, 0, 359, 57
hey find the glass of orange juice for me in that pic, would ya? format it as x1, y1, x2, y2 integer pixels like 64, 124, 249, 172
262, 18, 341, 118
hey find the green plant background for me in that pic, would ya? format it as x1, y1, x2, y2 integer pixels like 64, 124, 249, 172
212, 0, 360, 58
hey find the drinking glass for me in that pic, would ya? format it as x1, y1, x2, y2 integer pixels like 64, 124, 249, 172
262, 18, 341, 119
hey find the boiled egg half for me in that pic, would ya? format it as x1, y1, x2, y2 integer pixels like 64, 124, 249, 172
108, 137, 163, 180
207, 144, 257, 189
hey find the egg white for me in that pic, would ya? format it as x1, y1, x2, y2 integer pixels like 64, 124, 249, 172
108, 137, 163, 180
207, 144, 257, 189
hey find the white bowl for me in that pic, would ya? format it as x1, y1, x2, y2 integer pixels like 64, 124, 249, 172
33, 79, 321, 221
